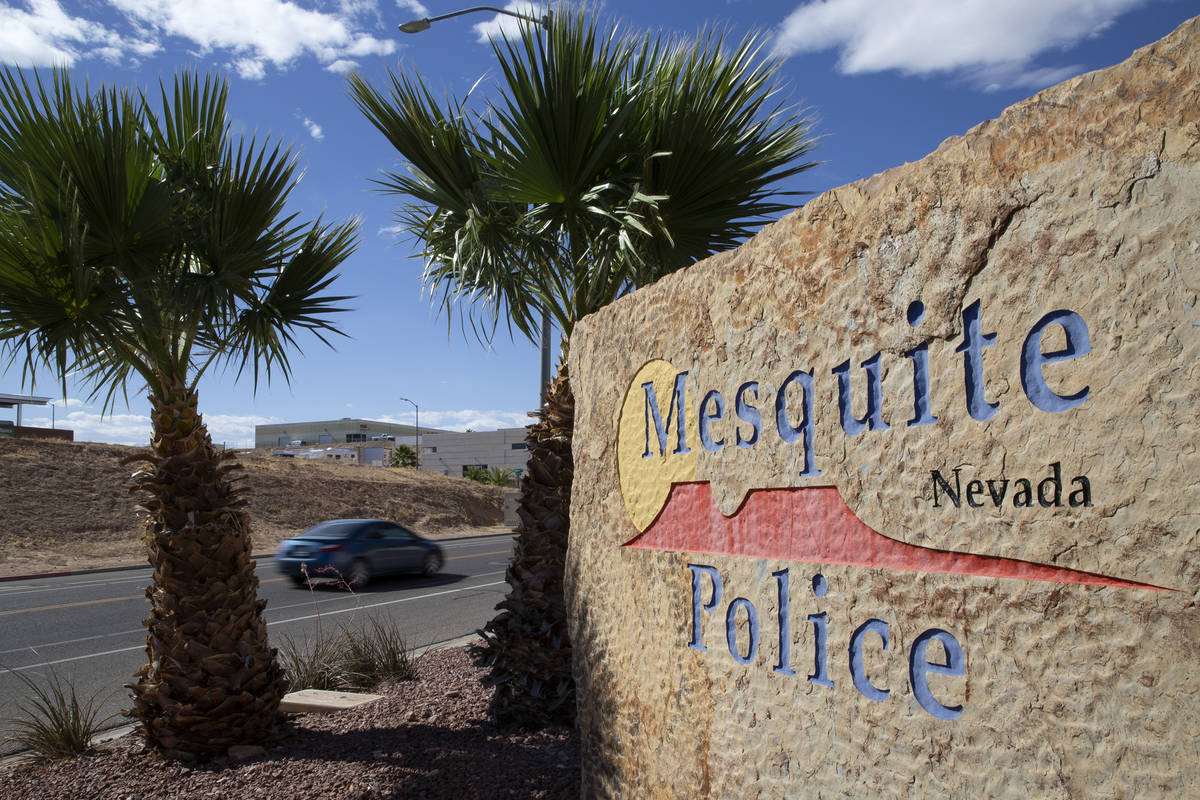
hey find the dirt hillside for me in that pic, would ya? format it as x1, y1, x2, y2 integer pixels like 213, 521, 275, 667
0, 436, 504, 577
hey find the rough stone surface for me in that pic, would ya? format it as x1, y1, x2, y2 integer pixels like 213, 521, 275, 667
278, 689, 384, 714
567, 16, 1200, 799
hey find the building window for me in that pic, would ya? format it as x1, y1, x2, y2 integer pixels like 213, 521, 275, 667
346, 433, 367, 442
426, 446, 437, 453
511, 442, 528, 450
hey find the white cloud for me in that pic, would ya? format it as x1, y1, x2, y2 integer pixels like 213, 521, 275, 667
303, 116, 324, 140
105, 0, 397, 75
772, 0, 1148, 90
19, 398, 150, 446
202, 412, 282, 447
324, 58, 360, 74
0, 0, 156, 67
232, 57, 267, 81
396, 1, 430, 18
18, 399, 278, 447
472, 2, 545, 44
415, 409, 531, 431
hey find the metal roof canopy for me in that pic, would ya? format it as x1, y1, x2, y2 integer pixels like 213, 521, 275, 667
0, 392, 52, 427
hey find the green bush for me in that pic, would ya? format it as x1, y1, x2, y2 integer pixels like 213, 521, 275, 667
341, 617, 417, 685
4, 669, 113, 761
486, 467, 515, 487
463, 466, 488, 483
279, 631, 355, 691
279, 616, 415, 691
390, 445, 417, 468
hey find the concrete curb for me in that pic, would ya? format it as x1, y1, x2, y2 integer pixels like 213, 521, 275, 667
0, 632, 486, 768
0, 529, 517, 584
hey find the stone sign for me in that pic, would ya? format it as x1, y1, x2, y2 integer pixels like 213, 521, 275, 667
567, 16, 1199, 798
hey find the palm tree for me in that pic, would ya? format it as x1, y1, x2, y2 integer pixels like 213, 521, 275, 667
350, 6, 816, 726
0, 69, 357, 758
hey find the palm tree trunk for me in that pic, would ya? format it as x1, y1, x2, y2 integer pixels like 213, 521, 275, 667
473, 360, 575, 727
125, 380, 285, 759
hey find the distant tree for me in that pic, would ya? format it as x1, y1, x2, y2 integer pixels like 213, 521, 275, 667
487, 467, 515, 487
0, 69, 357, 759
464, 466, 489, 483
390, 444, 417, 468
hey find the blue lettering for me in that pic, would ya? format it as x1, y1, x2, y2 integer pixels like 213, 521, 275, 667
849, 619, 890, 702
906, 299, 938, 427
1020, 309, 1091, 412
642, 371, 691, 458
833, 352, 890, 435
734, 381, 761, 448
808, 574, 834, 687
772, 569, 795, 676
955, 299, 999, 421
726, 597, 760, 665
698, 389, 725, 453
909, 628, 965, 720
775, 370, 821, 477
687, 564, 722, 652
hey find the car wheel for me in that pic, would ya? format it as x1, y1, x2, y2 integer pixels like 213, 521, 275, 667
422, 552, 443, 577
347, 559, 371, 589
289, 574, 308, 587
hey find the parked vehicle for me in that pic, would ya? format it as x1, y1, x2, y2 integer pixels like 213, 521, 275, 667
274, 519, 444, 588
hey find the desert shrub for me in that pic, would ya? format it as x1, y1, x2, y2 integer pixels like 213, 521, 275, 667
486, 467, 514, 487
279, 616, 415, 691
279, 632, 355, 691
4, 669, 113, 761
341, 616, 417, 685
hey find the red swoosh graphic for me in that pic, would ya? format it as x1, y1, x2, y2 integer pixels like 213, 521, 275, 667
622, 483, 1170, 591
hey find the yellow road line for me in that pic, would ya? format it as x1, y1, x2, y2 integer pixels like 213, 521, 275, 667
0, 550, 511, 616
0, 576, 285, 617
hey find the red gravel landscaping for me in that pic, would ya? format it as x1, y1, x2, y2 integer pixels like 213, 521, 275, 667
0, 647, 579, 800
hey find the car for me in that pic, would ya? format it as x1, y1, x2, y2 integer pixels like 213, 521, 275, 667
274, 519, 444, 588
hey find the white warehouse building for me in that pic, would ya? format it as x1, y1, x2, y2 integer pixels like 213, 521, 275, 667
253, 419, 531, 476
419, 428, 530, 478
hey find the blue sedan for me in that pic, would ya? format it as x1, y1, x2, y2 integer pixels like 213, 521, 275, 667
274, 519, 444, 588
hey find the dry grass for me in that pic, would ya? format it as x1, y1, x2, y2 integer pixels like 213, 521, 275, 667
0, 436, 504, 577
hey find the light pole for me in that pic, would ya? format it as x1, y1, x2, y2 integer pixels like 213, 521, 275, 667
399, 396, 419, 469
398, 4, 555, 408
398, 5, 550, 34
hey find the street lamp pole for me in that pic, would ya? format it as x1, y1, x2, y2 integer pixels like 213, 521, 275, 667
397, 4, 553, 408
398, 5, 550, 34
399, 396, 419, 469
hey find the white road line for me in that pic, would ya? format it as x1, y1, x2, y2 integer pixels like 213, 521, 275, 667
0, 579, 507, 675
262, 570, 506, 616
0, 574, 150, 596
0, 570, 508, 654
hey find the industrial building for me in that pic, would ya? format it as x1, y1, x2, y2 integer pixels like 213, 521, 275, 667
254, 418, 437, 449
253, 419, 532, 476
0, 392, 72, 441
419, 428, 531, 478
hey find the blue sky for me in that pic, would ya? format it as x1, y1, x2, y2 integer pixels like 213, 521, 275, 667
0, 0, 1193, 446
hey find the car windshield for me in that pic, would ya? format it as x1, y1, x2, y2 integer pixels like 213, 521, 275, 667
297, 521, 364, 539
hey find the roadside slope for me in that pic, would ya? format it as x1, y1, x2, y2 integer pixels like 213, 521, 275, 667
0, 437, 504, 577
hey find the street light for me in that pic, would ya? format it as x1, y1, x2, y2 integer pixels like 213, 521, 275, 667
398, 4, 554, 408
399, 396, 420, 469
398, 5, 550, 34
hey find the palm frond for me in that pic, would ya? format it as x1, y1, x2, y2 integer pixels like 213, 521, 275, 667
349, 5, 818, 342
0, 67, 358, 401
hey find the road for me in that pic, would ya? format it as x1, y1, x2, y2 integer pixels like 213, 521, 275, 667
0, 533, 515, 755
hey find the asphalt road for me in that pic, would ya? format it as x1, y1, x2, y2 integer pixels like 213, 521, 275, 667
0, 533, 516, 756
